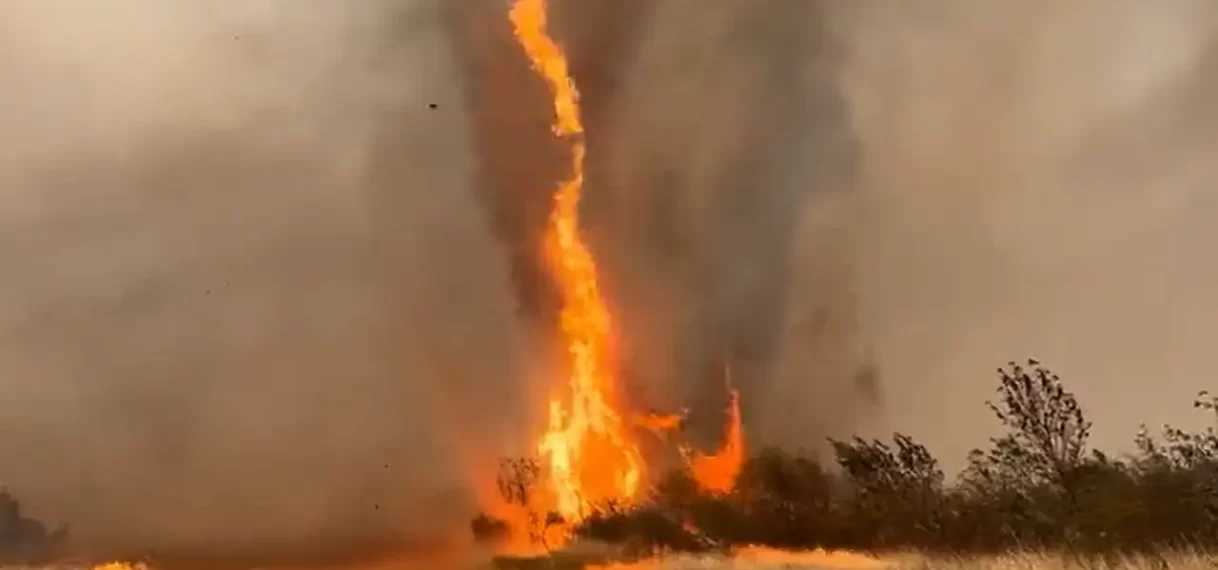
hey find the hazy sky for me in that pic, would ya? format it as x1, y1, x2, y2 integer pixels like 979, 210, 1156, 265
569, 0, 1218, 466
0, 0, 536, 557
836, 1, 1218, 464
1, 0, 1217, 558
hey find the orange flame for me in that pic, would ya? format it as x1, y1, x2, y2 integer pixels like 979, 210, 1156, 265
637, 411, 684, 434
688, 387, 745, 494
92, 563, 148, 570
509, 0, 644, 523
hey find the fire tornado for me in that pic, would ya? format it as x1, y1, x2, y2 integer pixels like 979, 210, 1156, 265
508, 0, 645, 522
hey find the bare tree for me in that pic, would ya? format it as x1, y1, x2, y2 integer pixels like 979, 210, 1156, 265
495, 457, 563, 550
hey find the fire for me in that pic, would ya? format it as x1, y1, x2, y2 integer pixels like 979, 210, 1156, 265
687, 388, 745, 495
508, 0, 644, 522
504, 0, 747, 540
91, 563, 148, 570
637, 411, 684, 434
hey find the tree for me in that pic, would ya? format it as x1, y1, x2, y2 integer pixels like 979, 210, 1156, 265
495, 457, 563, 550
831, 433, 945, 548
986, 359, 1091, 495
0, 488, 64, 564
736, 449, 837, 547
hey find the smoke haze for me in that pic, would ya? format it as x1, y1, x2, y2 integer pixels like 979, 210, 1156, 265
836, 0, 1218, 465
568, 0, 1218, 465
0, 0, 536, 558
2, 0, 1218, 559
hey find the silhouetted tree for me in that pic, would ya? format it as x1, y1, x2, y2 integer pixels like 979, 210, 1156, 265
987, 359, 1092, 492
494, 457, 564, 549
0, 488, 64, 564
831, 433, 945, 548
736, 448, 837, 547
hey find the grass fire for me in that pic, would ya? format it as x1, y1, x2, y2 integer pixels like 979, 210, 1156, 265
3, 1, 1218, 570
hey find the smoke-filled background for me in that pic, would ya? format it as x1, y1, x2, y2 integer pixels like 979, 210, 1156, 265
0, 0, 538, 559
582, 0, 1218, 465
1, 0, 1217, 560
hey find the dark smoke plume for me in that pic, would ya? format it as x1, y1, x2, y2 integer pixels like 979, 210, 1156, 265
450, 0, 871, 455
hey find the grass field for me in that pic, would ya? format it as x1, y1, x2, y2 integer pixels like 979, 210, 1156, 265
579, 548, 1217, 570
479, 547, 1217, 570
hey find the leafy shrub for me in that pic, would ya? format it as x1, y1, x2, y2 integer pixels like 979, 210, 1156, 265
477, 359, 1218, 556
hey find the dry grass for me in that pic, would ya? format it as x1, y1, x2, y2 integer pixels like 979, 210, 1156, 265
5, 548, 1215, 570
889, 551, 1216, 570
578, 548, 1217, 570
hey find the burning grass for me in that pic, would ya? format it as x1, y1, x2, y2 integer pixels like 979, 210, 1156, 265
481, 547, 1217, 570
473, 361, 1218, 561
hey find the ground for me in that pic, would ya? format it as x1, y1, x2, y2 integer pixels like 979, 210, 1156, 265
466, 547, 1218, 570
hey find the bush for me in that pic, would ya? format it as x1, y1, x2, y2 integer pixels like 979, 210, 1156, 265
0, 488, 65, 564
552, 358, 1218, 555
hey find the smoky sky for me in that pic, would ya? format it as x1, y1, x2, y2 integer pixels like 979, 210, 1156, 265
453, 0, 869, 454
0, 0, 537, 558
2, 0, 1218, 560
837, 0, 1218, 467
548, 0, 1218, 468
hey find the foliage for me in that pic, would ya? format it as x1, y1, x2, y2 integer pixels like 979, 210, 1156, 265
551, 358, 1218, 555
0, 488, 66, 564
497, 457, 543, 511
487, 457, 566, 550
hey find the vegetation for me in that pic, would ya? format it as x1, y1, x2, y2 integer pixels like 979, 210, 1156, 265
478, 359, 1218, 557
0, 487, 66, 564
595, 550, 1218, 570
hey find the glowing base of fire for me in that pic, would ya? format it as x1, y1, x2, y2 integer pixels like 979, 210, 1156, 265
587, 549, 891, 570
482, 384, 744, 552
486, 546, 891, 570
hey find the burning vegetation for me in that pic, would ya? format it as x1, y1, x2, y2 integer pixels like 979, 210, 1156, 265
474, 359, 1218, 564
478, 0, 747, 551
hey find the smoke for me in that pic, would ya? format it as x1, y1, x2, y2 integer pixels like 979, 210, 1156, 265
568, 0, 866, 452
522, 0, 1218, 465
0, 0, 534, 558
443, 0, 866, 454
835, 0, 1218, 465
6, 0, 1216, 558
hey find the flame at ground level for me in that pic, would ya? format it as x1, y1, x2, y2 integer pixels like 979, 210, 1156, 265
687, 388, 744, 495
91, 563, 150, 570
588, 547, 892, 570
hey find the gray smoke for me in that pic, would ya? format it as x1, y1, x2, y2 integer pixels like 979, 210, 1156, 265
509, 0, 1218, 465
448, 0, 870, 454
554, 0, 867, 452
837, 0, 1218, 466
0, 0, 537, 558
